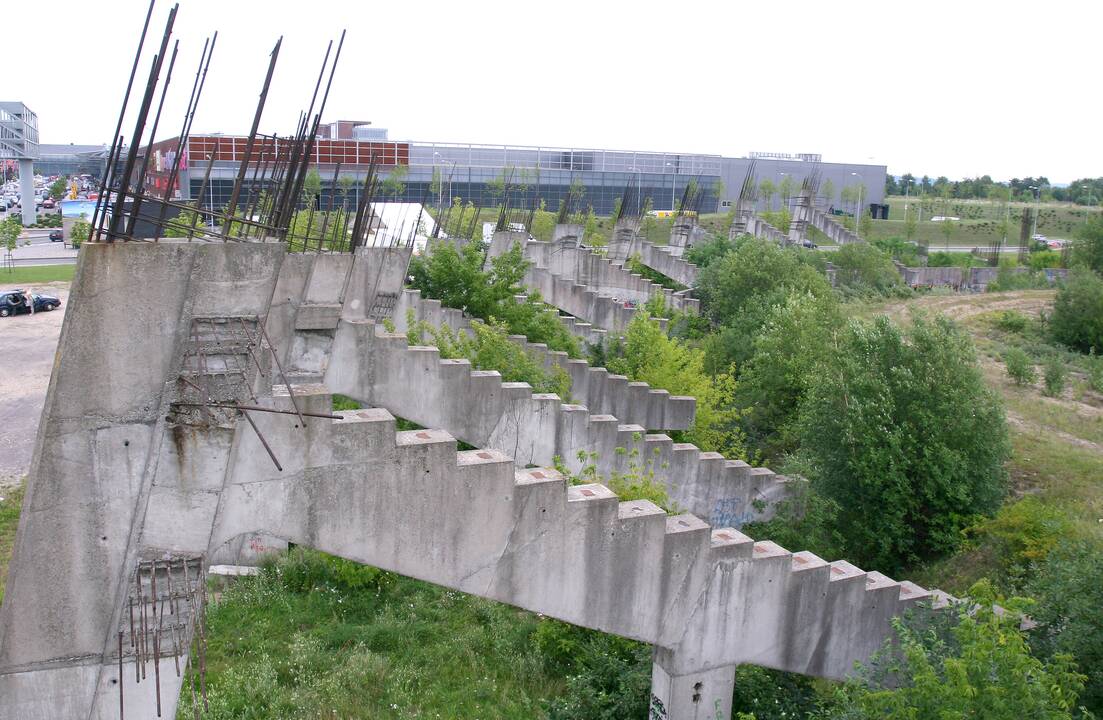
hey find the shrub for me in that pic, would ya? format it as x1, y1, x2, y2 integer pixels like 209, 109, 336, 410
1029, 249, 1064, 270
1050, 270, 1103, 354
696, 236, 832, 370
1004, 347, 1037, 386
967, 496, 1073, 579
607, 312, 743, 459
1070, 214, 1103, 273
993, 309, 1029, 333
1025, 540, 1103, 716
408, 316, 572, 398
831, 242, 905, 298
1043, 355, 1067, 397
1088, 349, 1103, 393
408, 240, 581, 356
797, 313, 1010, 572
735, 292, 844, 460
684, 233, 736, 268
815, 582, 1090, 720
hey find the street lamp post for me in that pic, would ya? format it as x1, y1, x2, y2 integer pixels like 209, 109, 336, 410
1028, 185, 1040, 240
432, 152, 443, 208
666, 161, 676, 212
850, 171, 864, 237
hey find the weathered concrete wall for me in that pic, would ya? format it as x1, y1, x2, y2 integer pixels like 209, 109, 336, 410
810, 209, 861, 245
385, 289, 784, 528
746, 215, 788, 244
0, 240, 286, 720
896, 264, 964, 289
392, 288, 693, 430
524, 241, 698, 315
620, 237, 701, 288
266, 247, 412, 382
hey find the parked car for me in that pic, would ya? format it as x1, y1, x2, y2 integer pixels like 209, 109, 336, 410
0, 290, 62, 317
42, 198, 55, 209
49, 229, 64, 241
802, 240, 818, 249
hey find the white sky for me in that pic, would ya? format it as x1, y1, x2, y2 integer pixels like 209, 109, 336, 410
9, 0, 1100, 183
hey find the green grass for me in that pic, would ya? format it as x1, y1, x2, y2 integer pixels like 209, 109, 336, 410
182, 550, 565, 719
0, 483, 24, 605
0, 264, 76, 285
869, 195, 1103, 250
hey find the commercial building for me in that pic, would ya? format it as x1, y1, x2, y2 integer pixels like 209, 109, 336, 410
34, 143, 112, 178
140, 123, 886, 218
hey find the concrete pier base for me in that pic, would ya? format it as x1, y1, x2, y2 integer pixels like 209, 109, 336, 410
650, 649, 736, 720
19, 159, 35, 227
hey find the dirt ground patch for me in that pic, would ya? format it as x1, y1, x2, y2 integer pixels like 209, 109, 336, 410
0, 281, 69, 488
874, 289, 1056, 323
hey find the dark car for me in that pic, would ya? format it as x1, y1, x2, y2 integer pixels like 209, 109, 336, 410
0, 290, 61, 317
49, 229, 63, 242
802, 240, 818, 249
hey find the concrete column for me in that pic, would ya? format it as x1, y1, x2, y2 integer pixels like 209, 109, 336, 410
18, 159, 35, 226
650, 648, 736, 720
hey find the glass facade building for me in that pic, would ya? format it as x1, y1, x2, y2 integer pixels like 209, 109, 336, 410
143, 131, 885, 218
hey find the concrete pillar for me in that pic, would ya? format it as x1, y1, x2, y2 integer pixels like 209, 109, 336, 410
650, 648, 736, 720
18, 158, 35, 226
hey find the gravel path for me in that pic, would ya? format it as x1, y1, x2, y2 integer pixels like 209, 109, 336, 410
0, 282, 68, 488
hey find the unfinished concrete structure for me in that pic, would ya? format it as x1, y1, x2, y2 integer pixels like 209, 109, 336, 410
0, 7, 947, 719
2, 238, 945, 720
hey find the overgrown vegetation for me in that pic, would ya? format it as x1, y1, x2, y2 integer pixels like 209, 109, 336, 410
406, 314, 572, 397
3, 209, 1099, 717
408, 240, 580, 356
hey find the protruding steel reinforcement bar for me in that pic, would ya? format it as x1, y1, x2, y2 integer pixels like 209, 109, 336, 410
222, 37, 282, 239
90, 0, 156, 241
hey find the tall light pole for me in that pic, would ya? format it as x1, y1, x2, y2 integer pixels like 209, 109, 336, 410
850, 171, 864, 237
665, 161, 676, 212
1028, 185, 1040, 240
432, 151, 443, 208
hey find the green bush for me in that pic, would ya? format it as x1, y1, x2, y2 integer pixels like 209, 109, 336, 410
993, 310, 1029, 333
1050, 270, 1103, 354
797, 313, 1010, 572
1088, 349, 1103, 393
1025, 540, 1103, 716
736, 292, 844, 460
408, 240, 581, 357
967, 496, 1073, 579
1029, 249, 1064, 270
814, 582, 1090, 720
607, 312, 742, 459
1070, 214, 1103, 273
684, 233, 736, 268
1004, 347, 1037, 386
696, 236, 832, 371
831, 242, 906, 298
408, 315, 572, 398
1043, 355, 1067, 397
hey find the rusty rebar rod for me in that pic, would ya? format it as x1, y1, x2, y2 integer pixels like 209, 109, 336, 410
242, 409, 283, 471
170, 401, 340, 420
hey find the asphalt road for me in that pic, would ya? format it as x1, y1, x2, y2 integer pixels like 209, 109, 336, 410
0, 284, 67, 487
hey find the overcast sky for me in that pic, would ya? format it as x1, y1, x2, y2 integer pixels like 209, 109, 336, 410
8, 0, 1100, 183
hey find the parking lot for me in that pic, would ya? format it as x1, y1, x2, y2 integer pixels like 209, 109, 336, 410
0, 283, 68, 487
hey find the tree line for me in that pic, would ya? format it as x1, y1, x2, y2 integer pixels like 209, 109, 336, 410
886, 173, 1103, 206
